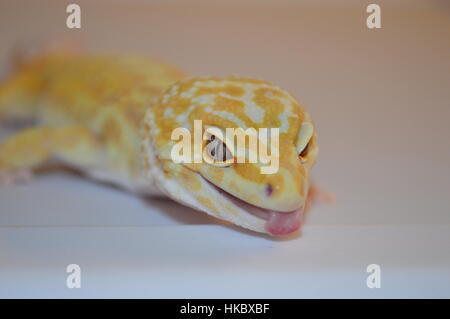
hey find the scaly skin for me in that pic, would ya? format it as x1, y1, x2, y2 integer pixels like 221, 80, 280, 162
0, 53, 318, 236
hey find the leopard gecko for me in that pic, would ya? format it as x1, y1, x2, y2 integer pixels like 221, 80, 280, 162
0, 52, 322, 237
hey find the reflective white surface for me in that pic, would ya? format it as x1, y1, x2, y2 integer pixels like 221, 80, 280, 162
0, 0, 449, 298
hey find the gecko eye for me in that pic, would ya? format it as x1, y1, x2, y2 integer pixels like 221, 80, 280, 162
296, 122, 314, 163
203, 134, 234, 167
299, 140, 310, 162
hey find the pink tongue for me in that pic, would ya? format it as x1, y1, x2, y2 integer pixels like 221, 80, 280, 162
265, 209, 303, 236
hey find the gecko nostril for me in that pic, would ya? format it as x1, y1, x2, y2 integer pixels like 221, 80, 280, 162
265, 184, 273, 197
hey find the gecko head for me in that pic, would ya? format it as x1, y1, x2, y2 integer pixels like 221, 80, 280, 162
141, 77, 318, 237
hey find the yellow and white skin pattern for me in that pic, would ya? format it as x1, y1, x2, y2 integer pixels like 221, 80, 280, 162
0, 53, 319, 237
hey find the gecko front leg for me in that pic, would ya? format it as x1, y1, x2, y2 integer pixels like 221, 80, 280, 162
0, 125, 102, 185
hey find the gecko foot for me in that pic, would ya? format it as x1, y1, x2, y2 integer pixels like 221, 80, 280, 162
305, 183, 335, 212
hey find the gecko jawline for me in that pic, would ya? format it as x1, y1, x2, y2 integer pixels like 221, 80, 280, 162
200, 176, 303, 236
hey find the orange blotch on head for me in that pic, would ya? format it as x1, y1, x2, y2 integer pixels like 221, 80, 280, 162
196, 195, 219, 215
189, 110, 239, 129
253, 88, 285, 112
208, 166, 225, 182
215, 95, 244, 110
155, 117, 180, 145
165, 96, 192, 115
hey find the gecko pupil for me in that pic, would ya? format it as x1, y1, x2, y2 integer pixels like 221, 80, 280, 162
205, 134, 232, 163
222, 144, 227, 161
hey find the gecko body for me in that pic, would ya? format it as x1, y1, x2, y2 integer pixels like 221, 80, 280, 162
0, 53, 318, 236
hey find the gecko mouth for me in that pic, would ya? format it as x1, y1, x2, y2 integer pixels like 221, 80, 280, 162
201, 177, 303, 236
